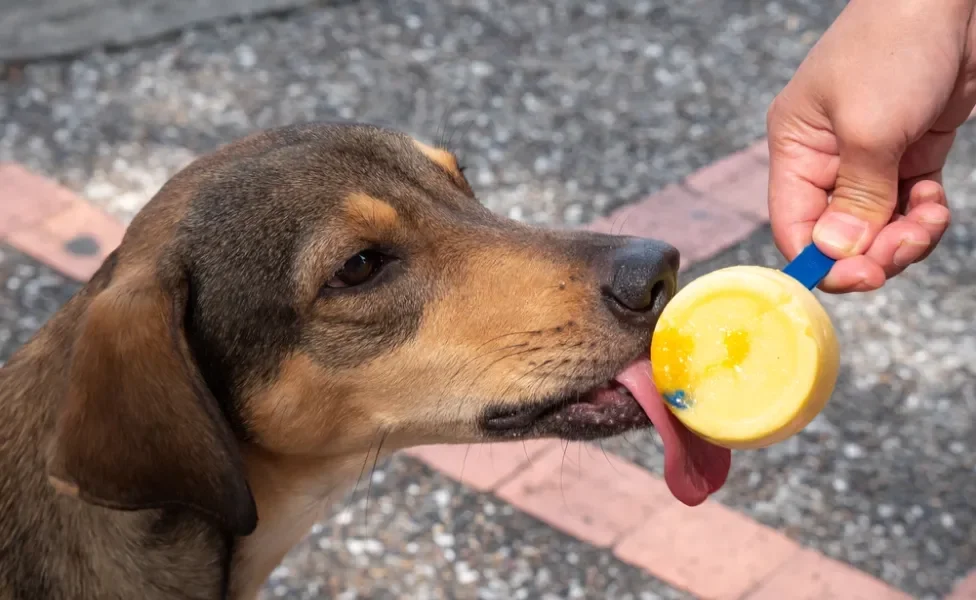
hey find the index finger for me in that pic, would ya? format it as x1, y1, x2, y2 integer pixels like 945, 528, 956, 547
767, 141, 840, 260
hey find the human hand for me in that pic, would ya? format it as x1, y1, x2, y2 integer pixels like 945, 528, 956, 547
766, 0, 976, 293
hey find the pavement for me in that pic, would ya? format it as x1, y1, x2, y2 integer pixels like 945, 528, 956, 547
0, 0, 323, 62
1, 0, 975, 599
1, 0, 846, 225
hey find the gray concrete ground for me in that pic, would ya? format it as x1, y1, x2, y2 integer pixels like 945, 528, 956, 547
0, 0, 323, 61
2, 0, 974, 598
0, 245, 79, 364
1, 0, 845, 226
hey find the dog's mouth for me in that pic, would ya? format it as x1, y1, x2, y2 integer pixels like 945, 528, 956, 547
482, 374, 649, 441
481, 358, 732, 507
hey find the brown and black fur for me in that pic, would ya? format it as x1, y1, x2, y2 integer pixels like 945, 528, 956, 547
0, 123, 678, 599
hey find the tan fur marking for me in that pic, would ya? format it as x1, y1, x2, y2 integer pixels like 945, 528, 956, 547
248, 354, 349, 455
412, 139, 462, 178
47, 475, 80, 497
394, 245, 595, 420
247, 353, 393, 456
344, 192, 399, 233
293, 193, 400, 301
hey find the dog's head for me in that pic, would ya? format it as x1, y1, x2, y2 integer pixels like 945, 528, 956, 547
45, 123, 678, 535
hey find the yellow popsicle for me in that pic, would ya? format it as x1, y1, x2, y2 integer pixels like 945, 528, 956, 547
650, 265, 839, 450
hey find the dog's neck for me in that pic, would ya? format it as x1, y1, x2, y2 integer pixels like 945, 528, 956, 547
228, 446, 369, 599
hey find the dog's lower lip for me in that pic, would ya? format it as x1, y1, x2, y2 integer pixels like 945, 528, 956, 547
482, 369, 648, 435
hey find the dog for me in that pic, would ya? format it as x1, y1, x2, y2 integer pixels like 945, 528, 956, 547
0, 122, 697, 599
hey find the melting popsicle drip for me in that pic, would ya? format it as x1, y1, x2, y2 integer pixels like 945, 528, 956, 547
653, 327, 694, 411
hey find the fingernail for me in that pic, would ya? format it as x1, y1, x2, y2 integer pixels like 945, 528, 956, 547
812, 213, 869, 255
893, 240, 929, 267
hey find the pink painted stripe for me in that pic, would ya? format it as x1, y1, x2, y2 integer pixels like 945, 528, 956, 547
743, 550, 913, 600
494, 441, 674, 548
615, 498, 802, 600
0, 163, 75, 237
0, 164, 124, 281
405, 440, 556, 492
948, 570, 976, 600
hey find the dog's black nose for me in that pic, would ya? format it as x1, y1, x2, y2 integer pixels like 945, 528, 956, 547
602, 238, 679, 325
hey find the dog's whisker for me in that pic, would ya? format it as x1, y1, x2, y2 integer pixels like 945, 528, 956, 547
458, 443, 473, 487
345, 426, 384, 518
497, 343, 583, 416
439, 105, 475, 158
559, 439, 572, 510
447, 341, 531, 383
429, 102, 447, 149
435, 101, 461, 149
452, 119, 478, 169
443, 343, 548, 426
471, 330, 549, 353
619, 430, 658, 458
611, 210, 634, 237
521, 439, 534, 466
496, 358, 558, 403
621, 437, 643, 454
577, 437, 584, 476
460, 345, 548, 399
455, 113, 477, 148
441, 341, 550, 426
442, 328, 555, 393
595, 442, 623, 477
521, 343, 580, 401
363, 429, 389, 532
510, 360, 568, 413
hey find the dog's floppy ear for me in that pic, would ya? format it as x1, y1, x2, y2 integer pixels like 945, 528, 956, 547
46, 264, 258, 536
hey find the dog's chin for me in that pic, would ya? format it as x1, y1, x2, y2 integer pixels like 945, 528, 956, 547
479, 365, 652, 442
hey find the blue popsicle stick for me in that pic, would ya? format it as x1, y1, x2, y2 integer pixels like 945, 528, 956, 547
782, 243, 836, 290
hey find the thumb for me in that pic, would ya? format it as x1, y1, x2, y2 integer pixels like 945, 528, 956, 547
813, 148, 900, 258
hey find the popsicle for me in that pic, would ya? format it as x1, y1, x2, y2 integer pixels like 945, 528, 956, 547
649, 244, 840, 450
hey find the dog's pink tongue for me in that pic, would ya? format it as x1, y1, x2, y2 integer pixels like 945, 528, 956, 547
616, 360, 731, 506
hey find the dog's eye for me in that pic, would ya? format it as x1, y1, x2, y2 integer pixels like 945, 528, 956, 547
325, 250, 389, 288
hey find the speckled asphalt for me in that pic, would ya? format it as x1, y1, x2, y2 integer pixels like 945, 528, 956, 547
0, 245, 80, 364
0, 0, 845, 225
2, 0, 974, 598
